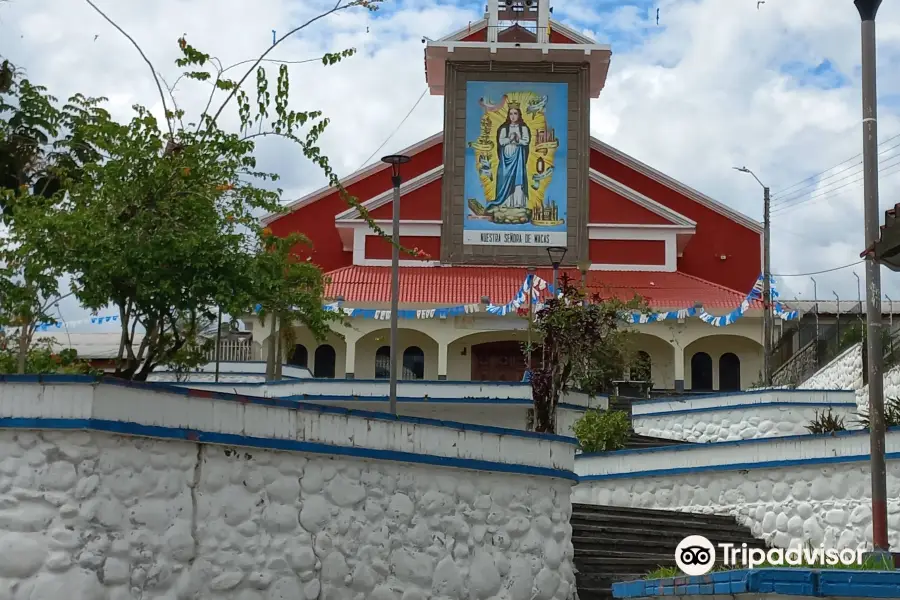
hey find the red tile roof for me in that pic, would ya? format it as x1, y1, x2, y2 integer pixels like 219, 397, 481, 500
324, 266, 761, 310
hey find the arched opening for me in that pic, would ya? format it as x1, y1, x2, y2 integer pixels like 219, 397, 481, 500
690, 352, 713, 391
375, 346, 391, 379
314, 345, 336, 379
470, 341, 526, 382
289, 344, 308, 368
631, 351, 652, 382
719, 352, 741, 391
402, 346, 425, 380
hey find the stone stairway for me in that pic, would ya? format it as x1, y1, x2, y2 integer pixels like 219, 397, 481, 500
624, 433, 691, 449
571, 503, 768, 600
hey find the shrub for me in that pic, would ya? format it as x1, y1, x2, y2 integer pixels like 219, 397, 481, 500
805, 408, 847, 435
573, 409, 630, 452
857, 396, 900, 429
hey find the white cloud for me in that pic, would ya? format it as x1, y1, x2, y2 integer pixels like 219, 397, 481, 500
3, 0, 900, 326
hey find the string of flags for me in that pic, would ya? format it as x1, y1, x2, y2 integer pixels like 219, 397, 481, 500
4, 273, 800, 336
623, 274, 799, 327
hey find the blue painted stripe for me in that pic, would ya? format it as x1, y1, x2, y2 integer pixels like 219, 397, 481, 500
0, 377, 578, 445
634, 400, 859, 418
637, 388, 852, 405
613, 569, 900, 598
579, 450, 900, 481
172, 377, 537, 388
0, 418, 578, 482
577, 425, 900, 459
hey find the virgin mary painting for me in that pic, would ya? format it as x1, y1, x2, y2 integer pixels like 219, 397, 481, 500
487, 103, 530, 211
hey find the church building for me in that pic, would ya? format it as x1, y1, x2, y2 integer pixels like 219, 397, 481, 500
255, 0, 767, 393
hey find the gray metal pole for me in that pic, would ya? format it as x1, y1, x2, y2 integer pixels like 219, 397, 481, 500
856, 0, 888, 553
763, 186, 772, 386
389, 176, 402, 416
215, 307, 222, 383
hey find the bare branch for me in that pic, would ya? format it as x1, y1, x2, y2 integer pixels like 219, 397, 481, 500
82, 0, 174, 139
204, 1, 357, 132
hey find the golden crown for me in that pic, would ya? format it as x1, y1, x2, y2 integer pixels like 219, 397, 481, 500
507, 100, 521, 110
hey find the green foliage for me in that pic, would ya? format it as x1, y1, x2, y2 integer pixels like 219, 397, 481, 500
529, 274, 646, 432
805, 408, 847, 435
0, 69, 107, 371
572, 409, 631, 453
0, 334, 98, 375
857, 396, 900, 429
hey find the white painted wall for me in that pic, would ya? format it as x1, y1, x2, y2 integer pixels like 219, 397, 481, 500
573, 429, 900, 552
631, 390, 860, 442
0, 380, 578, 600
798, 343, 862, 393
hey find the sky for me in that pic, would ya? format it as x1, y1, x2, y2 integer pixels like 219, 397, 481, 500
3, 0, 900, 329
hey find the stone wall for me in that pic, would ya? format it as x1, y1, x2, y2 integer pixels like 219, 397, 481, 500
631, 390, 859, 442
573, 428, 900, 552
0, 377, 578, 600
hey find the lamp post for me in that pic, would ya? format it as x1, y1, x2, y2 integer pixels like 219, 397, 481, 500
547, 246, 568, 293
734, 166, 772, 386
381, 154, 411, 416
855, 0, 889, 555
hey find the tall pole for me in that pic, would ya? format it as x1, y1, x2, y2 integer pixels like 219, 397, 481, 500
214, 307, 222, 383
389, 176, 401, 416
763, 185, 772, 386
856, 0, 888, 554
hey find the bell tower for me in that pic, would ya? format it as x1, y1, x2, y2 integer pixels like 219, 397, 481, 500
424, 1, 611, 266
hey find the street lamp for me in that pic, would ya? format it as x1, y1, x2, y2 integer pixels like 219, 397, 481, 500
546, 246, 567, 292
855, 0, 889, 556
733, 166, 772, 387
381, 153, 411, 416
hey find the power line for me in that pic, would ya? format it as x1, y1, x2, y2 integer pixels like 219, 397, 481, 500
772, 135, 900, 207
772, 153, 900, 215
773, 261, 864, 277
771, 130, 900, 199
357, 88, 428, 171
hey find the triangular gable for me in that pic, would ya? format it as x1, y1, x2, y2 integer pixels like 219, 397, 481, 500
262, 132, 443, 225
590, 138, 763, 233
446, 18, 594, 45
589, 171, 696, 228
334, 166, 443, 222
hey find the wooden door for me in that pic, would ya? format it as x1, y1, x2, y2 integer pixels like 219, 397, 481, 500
471, 341, 526, 382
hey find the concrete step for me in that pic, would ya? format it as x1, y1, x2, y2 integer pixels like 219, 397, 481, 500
571, 511, 749, 533
572, 533, 764, 551
571, 503, 741, 525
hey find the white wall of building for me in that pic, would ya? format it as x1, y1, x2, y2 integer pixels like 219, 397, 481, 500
573, 428, 900, 552
631, 389, 860, 442
0, 379, 578, 600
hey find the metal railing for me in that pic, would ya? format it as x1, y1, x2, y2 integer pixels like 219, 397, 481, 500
203, 340, 259, 363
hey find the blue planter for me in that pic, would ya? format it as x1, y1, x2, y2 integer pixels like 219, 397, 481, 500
613, 569, 900, 598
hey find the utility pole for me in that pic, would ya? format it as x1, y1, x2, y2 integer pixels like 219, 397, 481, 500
855, 0, 889, 555
733, 166, 772, 385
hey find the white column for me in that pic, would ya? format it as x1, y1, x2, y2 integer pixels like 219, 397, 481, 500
437, 341, 449, 381
487, 0, 499, 42
537, 0, 551, 43
674, 347, 685, 393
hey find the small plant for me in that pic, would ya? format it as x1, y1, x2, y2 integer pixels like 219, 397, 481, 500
857, 396, 900, 429
805, 408, 847, 435
644, 566, 678, 579
573, 409, 630, 452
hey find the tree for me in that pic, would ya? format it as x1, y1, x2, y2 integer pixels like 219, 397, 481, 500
529, 274, 646, 433
0, 69, 106, 372
25, 0, 382, 380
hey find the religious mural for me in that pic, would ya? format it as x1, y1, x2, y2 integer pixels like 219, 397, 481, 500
463, 81, 568, 246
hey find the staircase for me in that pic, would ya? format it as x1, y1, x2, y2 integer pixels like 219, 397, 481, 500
572, 503, 768, 600
624, 433, 691, 449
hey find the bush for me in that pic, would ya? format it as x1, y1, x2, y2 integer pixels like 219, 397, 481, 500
805, 408, 847, 435
0, 335, 99, 375
573, 409, 630, 452
857, 396, 900, 429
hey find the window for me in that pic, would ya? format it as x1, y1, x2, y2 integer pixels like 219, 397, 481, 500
631, 351, 652, 382
314, 345, 336, 378
690, 352, 713, 391
719, 352, 741, 391
402, 346, 425, 380
289, 344, 308, 368
375, 346, 391, 379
